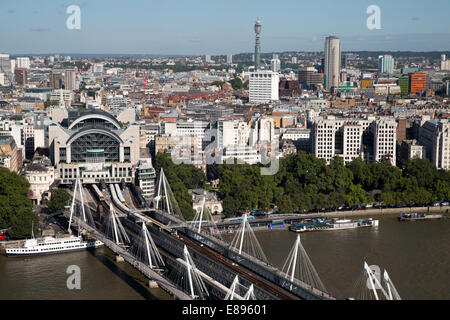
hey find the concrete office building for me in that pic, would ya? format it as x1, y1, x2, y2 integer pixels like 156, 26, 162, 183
0, 54, 11, 75
324, 36, 341, 91
399, 140, 424, 167
135, 158, 156, 201
372, 118, 397, 165
271, 58, 281, 73
14, 68, 27, 86
419, 119, 450, 170
16, 57, 30, 69
298, 67, 324, 90
249, 70, 279, 103
50, 70, 63, 89
64, 69, 77, 91
312, 116, 393, 165
441, 54, 450, 71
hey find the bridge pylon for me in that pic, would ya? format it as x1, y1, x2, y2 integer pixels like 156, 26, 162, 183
154, 168, 184, 221
130, 222, 165, 271
230, 214, 268, 263
68, 177, 96, 233
281, 235, 327, 293
101, 203, 130, 247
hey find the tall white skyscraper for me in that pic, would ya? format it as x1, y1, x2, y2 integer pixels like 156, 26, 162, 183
271, 58, 281, 73
324, 36, 341, 91
227, 54, 233, 64
378, 55, 394, 74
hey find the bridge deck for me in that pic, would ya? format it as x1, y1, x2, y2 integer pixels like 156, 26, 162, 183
67, 215, 192, 300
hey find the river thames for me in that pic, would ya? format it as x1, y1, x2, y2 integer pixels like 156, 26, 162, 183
0, 214, 448, 300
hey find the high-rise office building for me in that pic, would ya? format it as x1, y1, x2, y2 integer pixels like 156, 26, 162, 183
14, 68, 27, 86
324, 36, 341, 91
227, 54, 233, 64
271, 58, 281, 73
378, 55, 395, 74
441, 53, 450, 71
50, 70, 63, 89
254, 19, 261, 70
249, 70, 279, 103
0, 54, 11, 75
64, 69, 77, 91
298, 67, 323, 90
292, 57, 297, 64
398, 76, 410, 96
410, 73, 427, 94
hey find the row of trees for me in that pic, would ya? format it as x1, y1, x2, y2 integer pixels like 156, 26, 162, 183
154, 151, 449, 218
0, 168, 39, 239
217, 151, 450, 216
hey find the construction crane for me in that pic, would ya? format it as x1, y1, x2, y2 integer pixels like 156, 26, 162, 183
76, 62, 90, 80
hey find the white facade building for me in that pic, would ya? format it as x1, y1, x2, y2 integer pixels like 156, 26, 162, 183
16, 57, 31, 69
419, 119, 450, 170
271, 58, 281, 73
372, 118, 397, 165
249, 70, 279, 103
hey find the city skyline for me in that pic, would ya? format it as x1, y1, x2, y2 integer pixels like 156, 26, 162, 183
1, 0, 450, 55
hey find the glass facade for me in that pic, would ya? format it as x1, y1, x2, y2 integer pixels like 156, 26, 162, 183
71, 132, 120, 163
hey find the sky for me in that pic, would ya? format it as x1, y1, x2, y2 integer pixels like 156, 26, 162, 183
1, 0, 450, 55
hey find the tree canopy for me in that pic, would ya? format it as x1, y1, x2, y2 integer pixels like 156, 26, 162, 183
47, 188, 70, 213
0, 168, 38, 239
216, 151, 450, 215
154, 151, 450, 218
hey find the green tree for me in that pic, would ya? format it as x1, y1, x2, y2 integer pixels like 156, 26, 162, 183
229, 78, 244, 90
0, 168, 37, 239
47, 188, 70, 213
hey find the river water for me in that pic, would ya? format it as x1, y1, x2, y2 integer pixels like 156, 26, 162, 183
0, 246, 171, 300
0, 214, 448, 300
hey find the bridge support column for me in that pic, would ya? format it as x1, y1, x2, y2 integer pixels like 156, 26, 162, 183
148, 280, 159, 289
115, 255, 124, 262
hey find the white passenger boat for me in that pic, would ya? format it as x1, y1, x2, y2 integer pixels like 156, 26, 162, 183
6, 235, 103, 257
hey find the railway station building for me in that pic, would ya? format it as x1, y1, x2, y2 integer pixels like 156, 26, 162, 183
48, 109, 140, 185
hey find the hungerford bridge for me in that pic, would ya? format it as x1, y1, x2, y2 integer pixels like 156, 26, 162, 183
65, 169, 401, 301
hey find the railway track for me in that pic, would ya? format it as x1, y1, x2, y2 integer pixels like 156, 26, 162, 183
125, 188, 301, 300
176, 232, 300, 300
